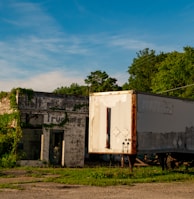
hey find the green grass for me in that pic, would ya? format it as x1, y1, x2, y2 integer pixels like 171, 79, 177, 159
0, 183, 23, 190
0, 166, 194, 186
43, 166, 194, 186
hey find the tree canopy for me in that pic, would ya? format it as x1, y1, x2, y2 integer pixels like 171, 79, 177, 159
151, 47, 194, 98
53, 46, 194, 99
127, 48, 166, 92
84, 70, 121, 93
53, 83, 88, 96
53, 70, 121, 95
127, 46, 194, 99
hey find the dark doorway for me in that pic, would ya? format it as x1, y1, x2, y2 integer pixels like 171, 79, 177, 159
49, 130, 64, 165
20, 129, 42, 160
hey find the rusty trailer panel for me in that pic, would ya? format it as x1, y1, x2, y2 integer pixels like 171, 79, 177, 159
89, 90, 194, 156
131, 92, 137, 154
89, 90, 135, 154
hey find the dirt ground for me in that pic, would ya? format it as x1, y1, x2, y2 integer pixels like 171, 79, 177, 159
0, 170, 194, 199
0, 181, 194, 199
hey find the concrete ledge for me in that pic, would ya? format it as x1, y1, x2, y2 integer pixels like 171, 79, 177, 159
17, 160, 48, 167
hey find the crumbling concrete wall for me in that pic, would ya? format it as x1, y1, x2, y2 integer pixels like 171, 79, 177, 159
0, 95, 18, 129
0, 97, 12, 114
18, 91, 89, 167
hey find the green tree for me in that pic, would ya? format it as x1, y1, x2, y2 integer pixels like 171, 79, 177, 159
53, 83, 89, 96
122, 82, 130, 90
84, 70, 120, 92
0, 89, 23, 167
151, 47, 194, 99
128, 48, 166, 92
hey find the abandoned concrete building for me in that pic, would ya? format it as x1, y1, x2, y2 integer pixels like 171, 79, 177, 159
0, 89, 89, 167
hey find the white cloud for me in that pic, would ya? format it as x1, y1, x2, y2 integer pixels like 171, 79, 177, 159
0, 1, 180, 93
112, 72, 129, 86
74, 0, 87, 14
0, 69, 129, 92
0, 33, 91, 77
7, 2, 59, 34
0, 70, 85, 92
109, 36, 155, 50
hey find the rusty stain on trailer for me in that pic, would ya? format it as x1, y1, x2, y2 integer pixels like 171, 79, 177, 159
131, 92, 137, 154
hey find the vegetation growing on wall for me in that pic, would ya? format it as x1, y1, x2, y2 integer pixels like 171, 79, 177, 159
43, 111, 69, 128
73, 103, 89, 111
0, 88, 33, 167
53, 83, 89, 96
17, 88, 34, 100
0, 91, 8, 100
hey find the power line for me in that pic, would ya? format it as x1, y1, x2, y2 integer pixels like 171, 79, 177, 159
157, 83, 194, 94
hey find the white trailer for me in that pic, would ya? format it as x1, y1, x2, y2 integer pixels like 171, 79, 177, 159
89, 90, 194, 169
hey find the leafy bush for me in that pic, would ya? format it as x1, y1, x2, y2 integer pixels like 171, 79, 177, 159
0, 153, 17, 168
0, 89, 23, 168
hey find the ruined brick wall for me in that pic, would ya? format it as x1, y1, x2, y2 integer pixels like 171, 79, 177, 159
0, 97, 12, 114
0, 95, 18, 128
18, 91, 89, 167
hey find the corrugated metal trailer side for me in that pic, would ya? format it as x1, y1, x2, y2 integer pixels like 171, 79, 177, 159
89, 90, 194, 169
136, 92, 194, 154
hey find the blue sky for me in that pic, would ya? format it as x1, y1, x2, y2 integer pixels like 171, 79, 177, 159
1, 0, 194, 92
